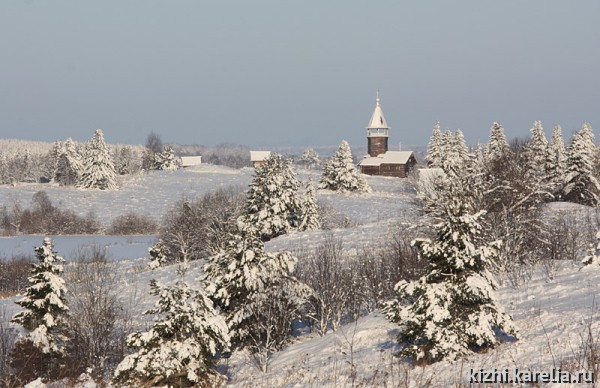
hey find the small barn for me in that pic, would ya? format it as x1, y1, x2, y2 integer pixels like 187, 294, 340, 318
180, 156, 202, 168
358, 151, 417, 178
250, 151, 271, 168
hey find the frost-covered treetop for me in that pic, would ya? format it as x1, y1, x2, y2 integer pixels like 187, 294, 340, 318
243, 152, 302, 240
426, 121, 443, 168
79, 128, 118, 190
486, 121, 511, 163
319, 140, 370, 193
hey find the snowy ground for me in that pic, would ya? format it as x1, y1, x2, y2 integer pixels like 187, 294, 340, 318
2, 166, 600, 386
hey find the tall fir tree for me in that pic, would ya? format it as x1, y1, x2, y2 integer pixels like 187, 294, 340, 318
547, 125, 567, 198
11, 238, 69, 355
563, 123, 600, 206
79, 129, 118, 190
46, 140, 64, 182
454, 129, 469, 169
56, 137, 83, 186
299, 178, 320, 231
523, 121, 549, 185
467, 143, 487, 207
426, 121, 443, 168
113, 280, 230, 386
242, 153, 302, 241
440, 128, 454, 168
319, 140, 370, 193
486, 121, 511, 164
385, 175, 517, 363
203, 222, 307, 352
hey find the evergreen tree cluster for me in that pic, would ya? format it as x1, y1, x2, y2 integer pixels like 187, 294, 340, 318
394, 119, 600, 364
425, 120, 600, 206
112, 152, 321, 383
41, 129, 120, 190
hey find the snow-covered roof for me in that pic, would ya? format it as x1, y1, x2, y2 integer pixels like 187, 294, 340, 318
358, 151, 414, 166
180, 156, 202, 167
366, 91, 389, 129
250, 151, 271, 162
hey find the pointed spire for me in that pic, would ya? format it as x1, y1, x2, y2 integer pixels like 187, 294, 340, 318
367, 90, 389, 131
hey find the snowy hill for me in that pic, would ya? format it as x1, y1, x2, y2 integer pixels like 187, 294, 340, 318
1, 165, 599, 386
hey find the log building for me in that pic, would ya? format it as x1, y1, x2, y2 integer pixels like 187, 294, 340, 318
358, 92, 417, 178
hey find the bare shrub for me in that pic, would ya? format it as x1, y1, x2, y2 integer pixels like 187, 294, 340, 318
107, 212, 158, 235
62, 246, 129, 380
358, 230, 424, 311
160, 186, 245, 263
0, 307, 17, 387
142, 132, 163, 170
317, 200, 355, 230
538, 207, 600, 282
295, 234, 356, 335
0, 191, 100, 236
246, 283, 306, 372
113, 146, 142, 175
0, 201, 23, 236
0, 255, 34, 296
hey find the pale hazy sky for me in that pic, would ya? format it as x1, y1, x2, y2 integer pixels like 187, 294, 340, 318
1, 1, 599, 149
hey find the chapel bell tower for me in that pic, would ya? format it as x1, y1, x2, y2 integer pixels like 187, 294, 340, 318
366, 90, 389, 157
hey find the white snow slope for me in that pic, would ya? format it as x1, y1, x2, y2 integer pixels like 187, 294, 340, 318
1, 165, 599, 387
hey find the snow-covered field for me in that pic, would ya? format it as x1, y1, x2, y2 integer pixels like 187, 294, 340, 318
2, 165, 599, 386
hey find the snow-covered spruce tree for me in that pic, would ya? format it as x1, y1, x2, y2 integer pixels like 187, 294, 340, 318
148, 239, 169, 269
440, 128, 454, 170
467, 144, 486, 203
46, 140, 64, 182
203, 221, 308, 366
11, 238, 69, 354
426, 121, 443, 168
299, 179, 320, 231
243, 152, 302, 241
10, 238, 69, 382
453, 129, 469, 172
113, 279, 230, 386
154, 145, 180, 171
78, 129, 118, 190
385, 176, 517, 364
319, 140, 370, 193
547, 125, 567, 198
522, 121, 549, 185
563, 123, 600, 206
486, 121, 512, 165
56, 137, 83, 186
